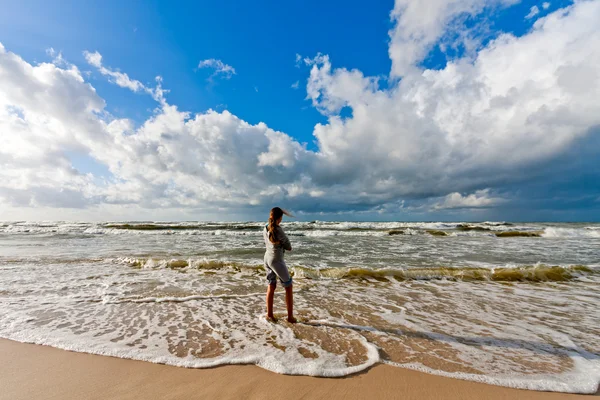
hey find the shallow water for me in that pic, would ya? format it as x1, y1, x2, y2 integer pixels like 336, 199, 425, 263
0, 221, 598, 393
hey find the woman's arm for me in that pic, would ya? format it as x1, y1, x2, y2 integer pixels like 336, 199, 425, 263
277, 226, 292, 251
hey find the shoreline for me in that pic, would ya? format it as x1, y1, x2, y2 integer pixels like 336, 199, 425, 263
0, 338, 597, 400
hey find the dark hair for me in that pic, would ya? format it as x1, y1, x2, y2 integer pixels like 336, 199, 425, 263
267, 207, 284, 244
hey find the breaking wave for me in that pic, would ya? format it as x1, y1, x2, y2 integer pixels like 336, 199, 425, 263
1, 221, 599, 240
295, 264, 597, 282
113, 257, 598, 283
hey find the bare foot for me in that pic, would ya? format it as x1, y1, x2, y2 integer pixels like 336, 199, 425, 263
266, 314, 278, 322
287, 316, 297, 323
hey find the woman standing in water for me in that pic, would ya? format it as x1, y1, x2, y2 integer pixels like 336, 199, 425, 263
263, 207, 296, 323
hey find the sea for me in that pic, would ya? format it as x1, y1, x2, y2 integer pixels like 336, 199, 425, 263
0, 221, 598, 393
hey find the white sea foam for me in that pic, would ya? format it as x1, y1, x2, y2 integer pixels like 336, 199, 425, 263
2, 317, 381, 377
104, 292, 266, 304
542, 227, 600, 238
1, 264, 599, 391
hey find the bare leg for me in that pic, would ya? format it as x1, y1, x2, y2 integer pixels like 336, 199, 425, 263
285, 285, 297, 323
266, 284, 276, 321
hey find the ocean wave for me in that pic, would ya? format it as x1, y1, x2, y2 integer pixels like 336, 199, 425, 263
494, 230, 543, 237
2, 221, 599, 240
116, 257, 264, 271
104, 292, 266, 304
112, 257, 597, 283
104, 223, 263, 231
542, 227, 600, 238
293, 264, 596, 282
82, 227, 264, 236
0, 223, 89, 234
1, 243, 599, 392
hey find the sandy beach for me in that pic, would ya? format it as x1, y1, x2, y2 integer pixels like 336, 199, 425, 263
0, 339, 596, 400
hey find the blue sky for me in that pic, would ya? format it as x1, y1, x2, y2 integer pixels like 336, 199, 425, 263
0, 0, 599, 221
1, 0, 395, 147
2, 0, 566, 142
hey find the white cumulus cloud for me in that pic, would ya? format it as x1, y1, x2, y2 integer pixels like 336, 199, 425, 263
388, 0, 518, 77
1, 0, 599, 219
432, 189, 505, 210
197, 58, 236, 80
307, 0, 600, 203
526, 5, 540, 19
84, 50, 147, 93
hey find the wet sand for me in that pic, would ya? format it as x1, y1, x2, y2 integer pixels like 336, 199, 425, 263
0, 339, 596, 400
